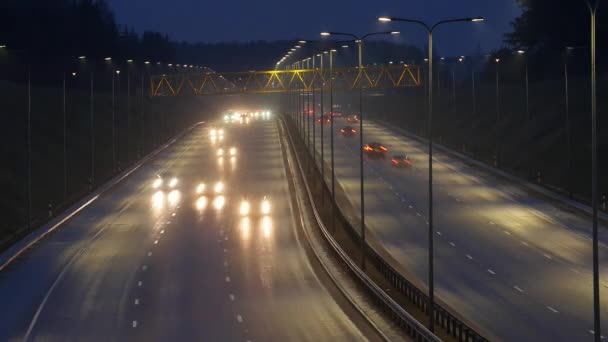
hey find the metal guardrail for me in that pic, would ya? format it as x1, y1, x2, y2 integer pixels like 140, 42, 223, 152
280, 115, 442, 342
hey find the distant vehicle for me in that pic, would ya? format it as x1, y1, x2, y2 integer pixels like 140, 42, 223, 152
331, 111, 343, 118
346, 115, 359, 123
152, 172, 179, 190
239, 196, 271, 216
363, 142, 388, 156
391, 155, 412, 167
316, 114, 331, 124
339, 126, 357, 136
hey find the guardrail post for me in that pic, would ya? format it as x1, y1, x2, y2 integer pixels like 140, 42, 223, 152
47, 203, 53, 218
537, 170, 541, 184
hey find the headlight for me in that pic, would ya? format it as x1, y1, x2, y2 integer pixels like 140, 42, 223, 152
210, 129, 217, 136
240, 200, 250, 216
217, 148, 224, 156
214, 181, 224, 194
218, 129, 224, 135
153, 178, 163, 188
169, 178, 178, 188
229, 147, 236, 156
196, 183, 205, 194
261, 197, 271, 215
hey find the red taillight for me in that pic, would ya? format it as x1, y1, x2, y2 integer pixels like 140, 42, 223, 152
405, 160, 412, 165
352, 129, 357, 133
392, 159, 398, 164
380, 146, 388, 151
340, 129, 345, 132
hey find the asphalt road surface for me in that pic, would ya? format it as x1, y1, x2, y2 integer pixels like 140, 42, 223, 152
0, 115, 380, 342
311, 117, 608, 341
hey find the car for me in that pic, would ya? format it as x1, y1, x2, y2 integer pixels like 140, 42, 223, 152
239, 196, 271, 216
363, 142, 388, 156
339, 126, 357, 136
330, 111, 343, 119
217, 146, 237, 157
152, 172, 179, 190
346, 115, 360, 123
316, 114, 331, 124
391, 155, 412, 167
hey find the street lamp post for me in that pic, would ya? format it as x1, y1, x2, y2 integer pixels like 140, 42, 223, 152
495, 58, 501, 167
378, 15, 484, 332
517, 50, 529, 120
312, 55, 316, 169
329, 49, 336, 233
587, 1, 600, 339
321, 30, 400, 269
63, 71, 68, 201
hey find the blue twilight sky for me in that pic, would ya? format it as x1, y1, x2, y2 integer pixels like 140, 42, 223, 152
106, 0, 521, 56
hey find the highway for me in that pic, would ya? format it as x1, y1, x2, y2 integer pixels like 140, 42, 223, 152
312, 117, 608, 341
0, 115, 380, 341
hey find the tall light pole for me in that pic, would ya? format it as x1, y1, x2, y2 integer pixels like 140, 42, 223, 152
495, 58, 501, 167
319, 52, 325, 182
329, 48, 337, 232
587, 1, 600, 339
321, 30, 400, 269
517, 50, 529, 120
378, 16, 484, 332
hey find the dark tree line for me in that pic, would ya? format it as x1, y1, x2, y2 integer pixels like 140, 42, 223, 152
0, 0, 174, 63
498, 0, 607, 77
0, 0, 423, 71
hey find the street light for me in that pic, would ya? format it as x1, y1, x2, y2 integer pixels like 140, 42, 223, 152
587, 1, 600, 339
516, 50, 529, 120
379, 15, 484, 333
321, 30, 400, 270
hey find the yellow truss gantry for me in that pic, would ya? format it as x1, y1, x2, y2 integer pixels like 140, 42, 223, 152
150, 64, 421, 96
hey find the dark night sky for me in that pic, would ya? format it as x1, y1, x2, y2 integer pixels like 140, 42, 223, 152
106, 0, 520, 57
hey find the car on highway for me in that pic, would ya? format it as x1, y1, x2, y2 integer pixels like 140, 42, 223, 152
363, 142, 388, 157
239, 196, 271, 216
195, 180, 225, 195
339, 126, 357, 136
346, 114, 359, 123
152, 172, 179, 190
316, 114, 331, 124
217, 146, 237, 157
391, 155, 412, 167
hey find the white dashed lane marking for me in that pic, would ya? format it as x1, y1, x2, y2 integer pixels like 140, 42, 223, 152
137, 281, 143, 287
547, 306, 559, 313
514, 286, 524, 293
225, 276, 231, 283
487, 269, 496, 275
132, 321, 138, 328
466, 254, 473, 260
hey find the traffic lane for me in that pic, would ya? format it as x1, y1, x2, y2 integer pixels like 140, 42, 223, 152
315, 142, 568, 341
0, 126, 203, 341
357, 122, 608, 294
28, 118, 373, 341
313, 123, 596, 340
225, 119, 371, 341
364, 122, 608, 270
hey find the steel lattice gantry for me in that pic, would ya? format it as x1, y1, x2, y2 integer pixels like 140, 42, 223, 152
150, 64, 421, 96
